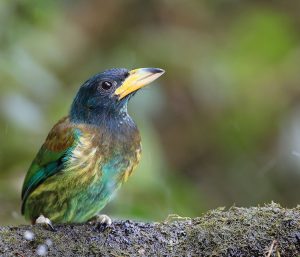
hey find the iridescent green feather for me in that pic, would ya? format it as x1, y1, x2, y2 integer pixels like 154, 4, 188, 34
21, 117, 77, 215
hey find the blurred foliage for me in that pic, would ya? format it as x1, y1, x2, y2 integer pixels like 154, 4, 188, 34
0, 0, 300, 225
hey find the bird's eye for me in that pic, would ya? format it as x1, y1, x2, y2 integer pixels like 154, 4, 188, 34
101, 81, 113, 90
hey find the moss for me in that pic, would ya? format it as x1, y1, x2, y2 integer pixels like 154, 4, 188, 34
0, 203, 300, 256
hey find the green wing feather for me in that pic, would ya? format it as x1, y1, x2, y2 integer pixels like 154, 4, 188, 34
21, 117, 76, 214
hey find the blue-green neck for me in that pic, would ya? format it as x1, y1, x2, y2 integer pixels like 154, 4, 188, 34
70, 97, 136, 130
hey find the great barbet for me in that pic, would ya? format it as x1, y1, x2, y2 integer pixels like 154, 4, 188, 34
21, 67, 165, 226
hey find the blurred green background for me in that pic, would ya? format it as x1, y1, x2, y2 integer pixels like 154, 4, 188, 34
1, 0, 300, 225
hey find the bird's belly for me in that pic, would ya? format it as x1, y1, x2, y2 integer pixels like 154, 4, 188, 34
62, 174, 121, 223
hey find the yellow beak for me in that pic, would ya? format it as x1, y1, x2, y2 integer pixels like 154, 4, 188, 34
114, 68, 165, 100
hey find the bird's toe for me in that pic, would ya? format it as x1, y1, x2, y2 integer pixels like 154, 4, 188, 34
35, 215, 56, 231
89, 214, 112, 232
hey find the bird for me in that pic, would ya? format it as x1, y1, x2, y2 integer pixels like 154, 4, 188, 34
21, 67, 165, 230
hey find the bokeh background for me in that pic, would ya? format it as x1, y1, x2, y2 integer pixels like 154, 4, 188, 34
1, 0, 300, 225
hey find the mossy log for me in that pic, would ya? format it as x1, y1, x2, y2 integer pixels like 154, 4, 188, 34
0, 203, 300, 256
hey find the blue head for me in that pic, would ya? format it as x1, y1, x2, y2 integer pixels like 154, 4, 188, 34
70, 67, 164, 126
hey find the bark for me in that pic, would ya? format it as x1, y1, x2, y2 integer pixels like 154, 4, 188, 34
0, 203, 300, 257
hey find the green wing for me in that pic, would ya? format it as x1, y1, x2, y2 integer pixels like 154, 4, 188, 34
21, 117, 76, 214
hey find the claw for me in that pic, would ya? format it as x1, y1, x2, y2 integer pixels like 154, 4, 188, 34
35, 215, 56, 231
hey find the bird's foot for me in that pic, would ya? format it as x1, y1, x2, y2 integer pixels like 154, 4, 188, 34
35, 215, 56, 231
89, 214, 112, 232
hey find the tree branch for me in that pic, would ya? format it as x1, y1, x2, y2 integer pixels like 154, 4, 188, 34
1, 203, 300, 256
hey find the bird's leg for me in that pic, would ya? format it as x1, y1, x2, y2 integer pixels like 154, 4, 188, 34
88, 214, 112, 232
35, 215, 56, 231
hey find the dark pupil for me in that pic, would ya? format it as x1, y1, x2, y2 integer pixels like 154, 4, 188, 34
102, 81, 112, 90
